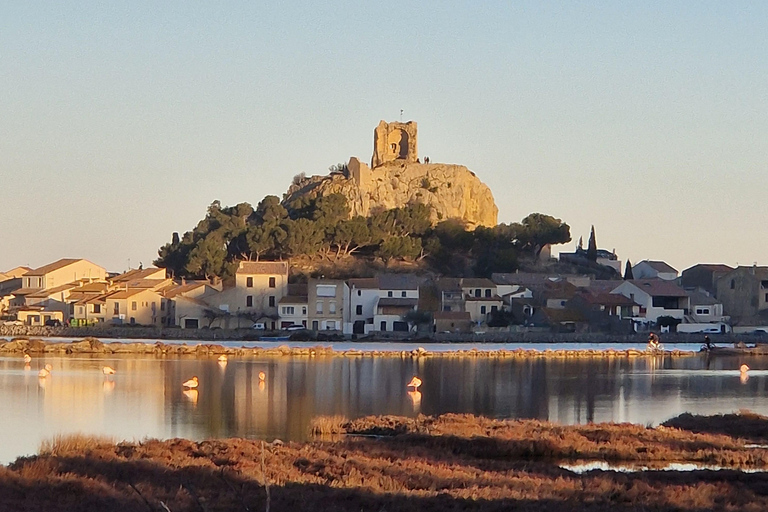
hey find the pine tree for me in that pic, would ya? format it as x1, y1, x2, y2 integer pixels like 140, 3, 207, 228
624, 260, 634, 280
586, 225, 597, 262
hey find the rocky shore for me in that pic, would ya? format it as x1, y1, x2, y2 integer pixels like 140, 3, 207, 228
3, 412, 768, 511
0, 337, 698, 359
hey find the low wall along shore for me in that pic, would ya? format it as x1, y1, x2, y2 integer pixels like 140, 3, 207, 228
0, 337, 697, 359
0, 324, 755, 344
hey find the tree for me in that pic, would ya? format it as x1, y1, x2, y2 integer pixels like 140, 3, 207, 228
332, 216, 371, 258
185, 233, 230, 279
586, 225, 597, 262
624, 260, 634, 280
511, 213, 571, 257
376, 236, 422, 264
280, 218, 324, 258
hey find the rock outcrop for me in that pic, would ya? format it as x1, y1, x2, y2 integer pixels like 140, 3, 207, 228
284, 159, 498, 228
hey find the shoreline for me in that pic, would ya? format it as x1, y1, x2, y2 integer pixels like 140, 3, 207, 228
4, 412, 768, 511
0, 336, 699, 358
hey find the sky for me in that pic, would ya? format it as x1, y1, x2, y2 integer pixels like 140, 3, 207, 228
1, 1, 766, 274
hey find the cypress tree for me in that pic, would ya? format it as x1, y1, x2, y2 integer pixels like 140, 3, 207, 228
586, 225, 597, 262
624, 260, 634, 280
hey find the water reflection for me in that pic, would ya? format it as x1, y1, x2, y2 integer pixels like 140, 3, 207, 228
1, 354, 768, 464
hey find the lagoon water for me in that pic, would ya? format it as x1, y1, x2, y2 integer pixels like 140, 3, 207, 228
1, 341, 767, 465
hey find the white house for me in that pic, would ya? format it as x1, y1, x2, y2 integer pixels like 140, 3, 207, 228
632, 261, 678, 281
344, 278, 380, 335
611, 280, 689, 322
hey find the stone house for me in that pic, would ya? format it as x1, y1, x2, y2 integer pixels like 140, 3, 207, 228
163, 281, 221, 329
104, 288, 165, 326
208, 261, 289, 330
631, 260, 678, 281
715, 266, 768, 330
437, 278, 503, 326
681, 264, 733, 296
372, 274, 421, 333
308, 279, 346, 331
11, 258, 107, 308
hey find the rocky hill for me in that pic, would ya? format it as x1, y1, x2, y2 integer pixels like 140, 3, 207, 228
284, 159, 498, 228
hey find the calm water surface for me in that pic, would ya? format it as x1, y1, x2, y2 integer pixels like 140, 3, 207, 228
1, 348, 766, 465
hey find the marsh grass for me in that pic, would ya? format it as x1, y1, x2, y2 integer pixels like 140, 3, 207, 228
38, 433, 115, 456
309, 415, 348, 436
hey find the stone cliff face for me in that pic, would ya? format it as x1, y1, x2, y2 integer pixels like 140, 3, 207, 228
284, 160, 498, 228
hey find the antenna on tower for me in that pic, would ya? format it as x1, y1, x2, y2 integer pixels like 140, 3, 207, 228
400, 109, 403, 121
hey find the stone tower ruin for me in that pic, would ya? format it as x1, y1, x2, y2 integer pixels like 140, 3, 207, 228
371, 120, 418, 168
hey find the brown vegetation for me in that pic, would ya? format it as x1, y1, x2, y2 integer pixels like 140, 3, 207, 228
663, 410, 768, 443
4, 414, 768, 511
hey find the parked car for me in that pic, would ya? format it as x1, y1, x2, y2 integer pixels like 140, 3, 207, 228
283, 324, 306, 331
44, 319, 62, 327
251, 322, 266, 330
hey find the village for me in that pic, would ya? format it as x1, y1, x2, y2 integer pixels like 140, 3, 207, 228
1, 254, 766, 337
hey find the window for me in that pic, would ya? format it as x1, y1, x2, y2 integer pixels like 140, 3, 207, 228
317, 285, 336, 297
269, 277, 276, 288
326, 320, 336, 330
475, 289, 481, 297
130, 317, 136, 325
246, 296, 253, 307
131, 301, 137, 311
356, 305, 363, 315
282, 306, 295, 315
387, 291, 393, 298
491, 305, 498, 313
731, 279, 735, 289
69, 303, 75, 315
93, 304, 101, 314
357, 290, 361, 296
268, 296, 275, 307
302, 306, 307, 315
443, 306, 451, 312
480, 306, 487, 314
485, 289, 491, 298
401, 291, 407, 297
316, 301, 323, 314
246, 277, 253, 288
114, 303, 119, 315
160, 301, 165, 311
696, 307, 710, 315
329, 301, 336, 314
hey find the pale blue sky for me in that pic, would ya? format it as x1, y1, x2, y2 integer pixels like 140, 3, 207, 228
1, 2, 766, 273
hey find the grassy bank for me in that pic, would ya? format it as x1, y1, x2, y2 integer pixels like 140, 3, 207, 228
3, 413, 768, 511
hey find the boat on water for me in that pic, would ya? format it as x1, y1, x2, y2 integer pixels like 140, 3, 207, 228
260, 335, 291, 342
700, 344, 768, 356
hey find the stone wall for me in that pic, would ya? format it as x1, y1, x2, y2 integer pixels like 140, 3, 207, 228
371, 120, 418, 168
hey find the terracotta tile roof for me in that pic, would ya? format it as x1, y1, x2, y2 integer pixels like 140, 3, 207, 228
0, 266, 32, 279
106, 289, 154, 300
625, 280, 688, 297
26, 258, 97, 276
161, 282, 207, 298
347, 278, 379, 290
26, 282, 79, 298
638, 260, 678, 274
11, 288, 43, 296
684, 264, 734, 273
111, 267, 167, 282
236, 261, 289, 275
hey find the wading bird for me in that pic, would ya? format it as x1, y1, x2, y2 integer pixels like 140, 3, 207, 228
182, 376, 199, 389
258, 371, 266, 382
217, 355, 228, 363
23, 354, 32, 364
102, 366, 116, 376
38, 364, 53, 378
407, 376, 422, 391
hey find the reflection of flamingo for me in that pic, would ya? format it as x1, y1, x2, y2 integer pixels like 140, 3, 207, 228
103, 380, 115, 393
408, 390, 422, 411
183, 389, 198, 404
740, 364, 750, 384
182, 376, 199, 389
258, 380, 266, 392
38, 364, 53, 378
23, 354, 32, 364
407, 376, 422, 391
102, 366, 116, 377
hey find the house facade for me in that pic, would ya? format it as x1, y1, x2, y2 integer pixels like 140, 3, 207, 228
308, 279, 345, 331
611, 280, 689, 322
715, 266, 768, 328
631, 260, 678, 281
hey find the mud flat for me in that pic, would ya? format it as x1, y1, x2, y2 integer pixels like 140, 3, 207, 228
0, 337, 697, 360
3, 412, 768, 511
